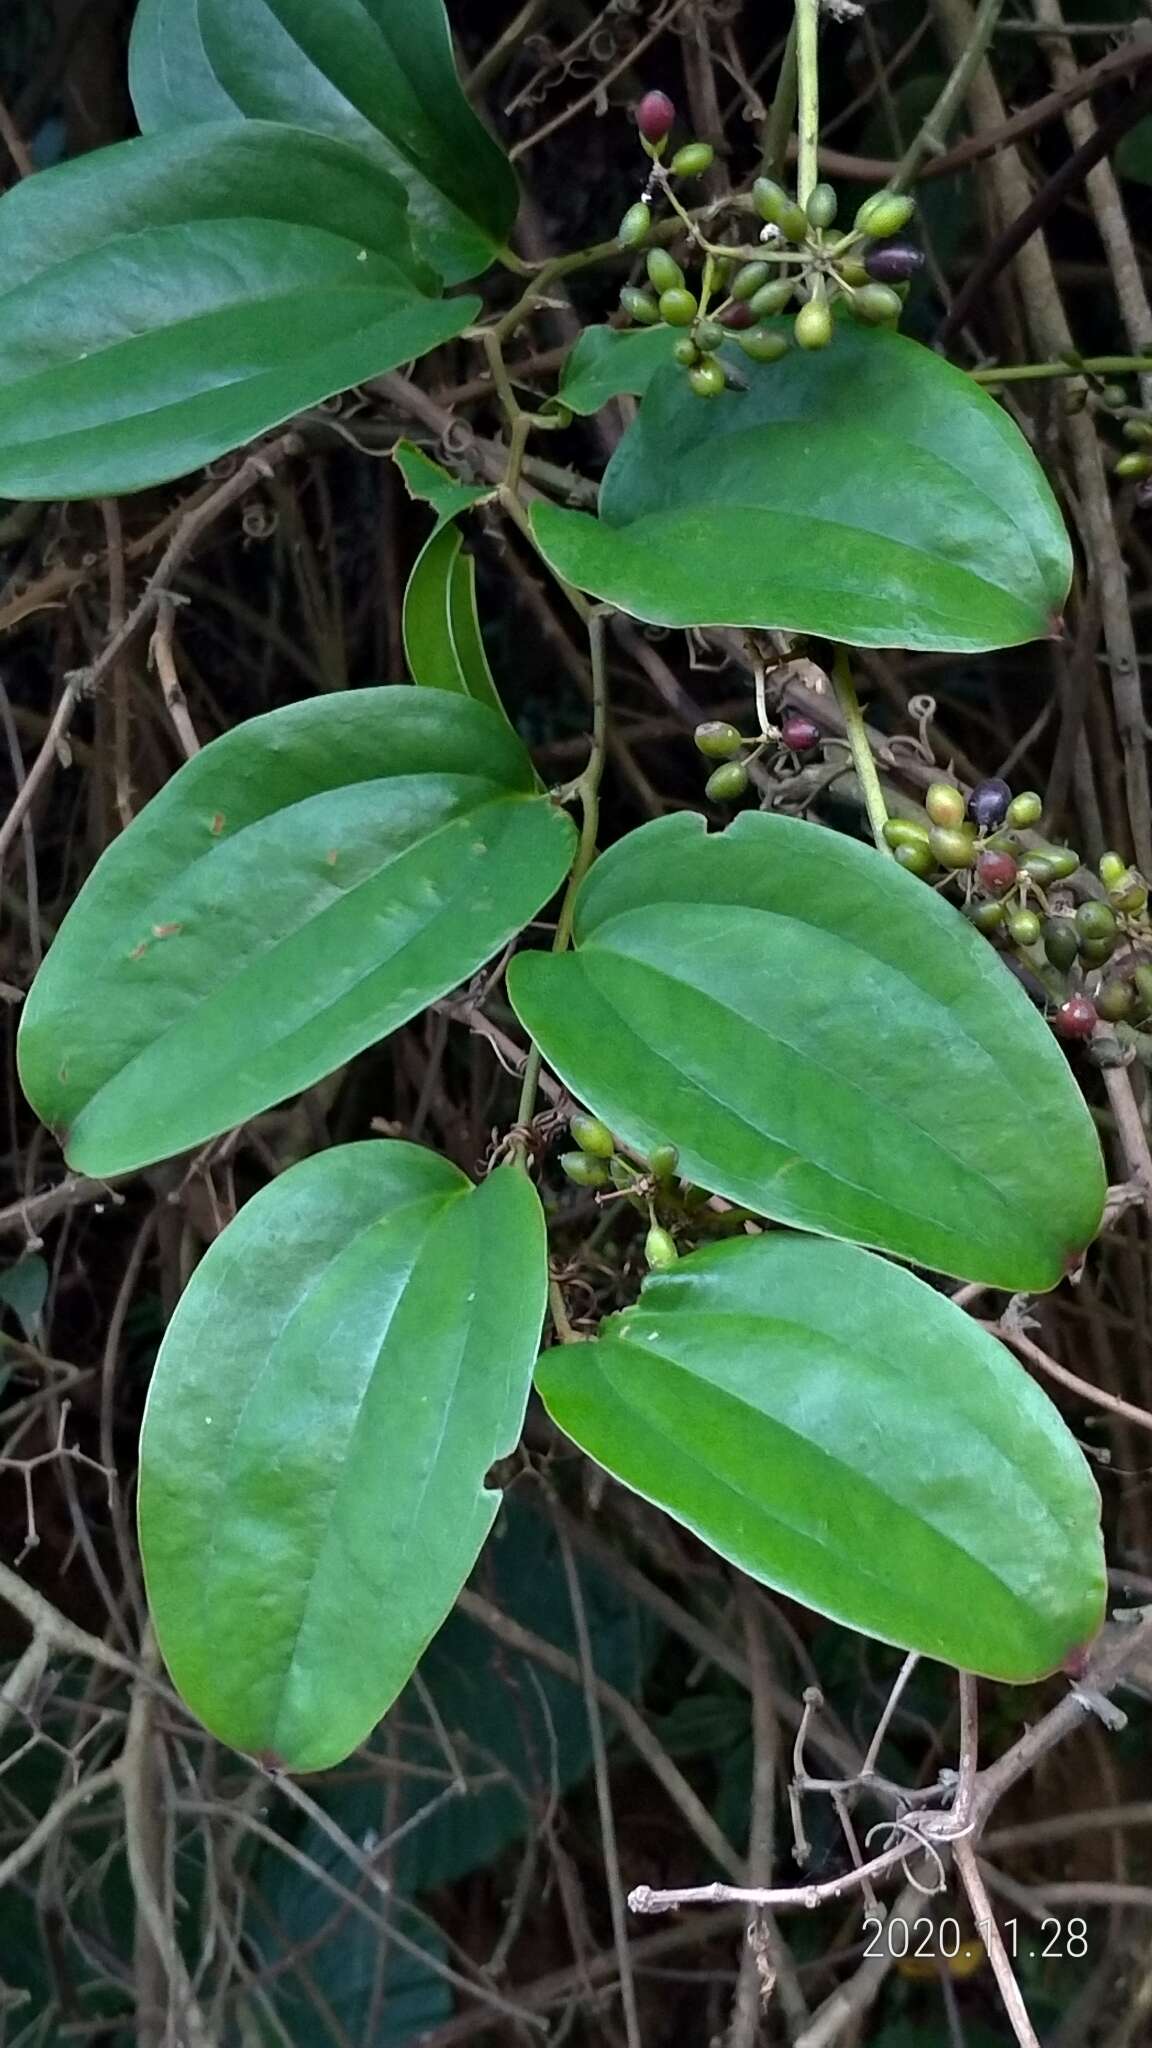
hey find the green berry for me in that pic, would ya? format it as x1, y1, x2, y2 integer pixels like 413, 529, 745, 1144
925, 782, 966, 828
670, 141, 715, 178
737, 328, 789, 363
752, 176, 790, 225
894, 842, 933, 878
1122, 419, 1152, 443
731, 261, 771, 300
968, 899, 1006, 935
672, 335, 699, 366
1043, 918, 1080, 971
650, 1144, 680, 1180
1008, 909, 1041, 947
620, 286, 660, 326
1099, 851, 1128, 888
560, 1150, 610, 1188
689, 356, 726, 397
838, 256, 870, 287
618, 201, 651, 249
1075, 900, 1118, 944
647, 248, 684, 294
694, 720, 743, 759
749, 278, 796, 318
570, 1113, 616, 1159
660, 287, 698, 326
1100, 384, 1128, 409
1044, 846, 1081, 881
806, 182, 838, 229
1111, 877, 1149, 915
1133, 966, 1152, 1018
706, 759, 749, 800
1116, 452, 1152, 480
695, 317, 724, 351
1096, 979, 1134, 1023
849, 282, 902, 325
854, 190, 916, 238
1005, 790, 1043, 828
644, 1225, 679, 1270
929, 825, 976, 869
1079, 933, 1117, 966
778, 200, 811, 243
882, 817, 931, 851
794, 294, 833, 350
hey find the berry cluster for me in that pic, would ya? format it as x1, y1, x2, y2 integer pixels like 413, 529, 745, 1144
1115, 413, 1152, 485
618, 93, 923, 395
560, 1112, 685, 1269
693, 711, 822, 800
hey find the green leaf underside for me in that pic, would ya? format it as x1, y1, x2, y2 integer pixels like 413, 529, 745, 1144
18, 690, 575, 1177
129, 0, 518, 282
0, 122, 478, 500
508, 812, 1104, 1288
537, 1233, 1105, 1681
557, 323, 680, 414
139, 1142, 547, 1770
393, 439, 489, 529
533, 324, 1071, 651
403, 523, 508, 721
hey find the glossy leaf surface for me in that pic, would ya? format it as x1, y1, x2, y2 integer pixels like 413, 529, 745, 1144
403, 523, 507, 722
394, 439, 489, 529
558, 323, 679, 414
129, 0, 518, 281
508, 812, 1104, 1288
0, 122, 478, 500
533, 325, 1071, 651
20, 690, 574, 1176
537, 1233, 1106, 1680
139, 1143, 547, 1769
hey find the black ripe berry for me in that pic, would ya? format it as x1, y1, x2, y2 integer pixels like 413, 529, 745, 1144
863, 239, 925, 284
968, 778, 1012, 831
1054, 995, 1097, 1041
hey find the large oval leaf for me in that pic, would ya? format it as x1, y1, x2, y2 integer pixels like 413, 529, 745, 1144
507, 812, 1104, 1288
532, 325, 1071, 651
129, 0, 519, 283
0, 121, 478, 500
537, 1233, 1105, 1681
19, 689, 575, 1177
403, 522, 507, 721
139, 1142, 547, 1769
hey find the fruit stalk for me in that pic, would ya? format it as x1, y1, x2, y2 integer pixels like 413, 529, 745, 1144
831, 646, 893, 856
795, 0, 820, 210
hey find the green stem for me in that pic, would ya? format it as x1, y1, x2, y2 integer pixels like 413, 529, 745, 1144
762, 22, 798, 183
831, 646, 891, 854
972, 352, 1152, 386
891, 0, 1005, 194
795, 0, 820, 208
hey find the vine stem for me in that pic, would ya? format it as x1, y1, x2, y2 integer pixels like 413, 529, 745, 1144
795, 0, 820, 208
831, 647, 892, 853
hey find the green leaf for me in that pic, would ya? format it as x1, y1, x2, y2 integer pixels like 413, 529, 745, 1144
394, 439, 489, 530
0, 1255, 48, 1339
507, 812, 1104, 1288
537, 1232, 1106, 1682
558, 323, 680, 415
139, 1141, 548, 1771
129, 0, 519, 282
0, 122, 478, 500
532, 324, 1072, 651
1116, 116, 1152, 185
20, 689, 575, 1178
403, 523, 508, 723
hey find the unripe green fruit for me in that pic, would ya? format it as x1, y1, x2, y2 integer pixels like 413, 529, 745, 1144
731, 260, 771, 300
1111, 877, 1149, 915
1043, 846, 1081, 881
839, 257, 870, 287
645, 1225, 679, 1271
1005, 790, 1043, 828
1099, 851, 1128, 888
672, 335, 700, 365
854, 190, 916, 238
777, 200, 811, 243
671, 141, 715, 178
570, 1113, 616, 1159
1042, 918, 1080, 971
647, 248, 684, 294
660, 287, 699, 326
737, 328, 789, 363
929, 825, 976, 869
650, 1144, 680, 1180
695, 318, 724, 351
1008, 909, 1041, 947
618, 201, 651, 249
706, 759, 749, 800
752, 176, 790, 224
968, 899, 1006, 935
806, 182, 838, 228
894, 842, 933, 878
1122, 418, 1152, 443
1075, 899, 1118, 944
1096, 979, 1134, 1023
694, 720, 743, 759
1100, 385, 1128, 409
925, 782, 966, 828
1133, 966, 1152, 1018
620, 286, 660, 325
849, 282, 902, 325
1116, 452, 1152, 480
749, 278, 796, 318
560, 1150, 610, 1188
883, 817, 931, 851
794, 296, 833, 350
689, 356, 726, 397
1080, 933, 1117, 966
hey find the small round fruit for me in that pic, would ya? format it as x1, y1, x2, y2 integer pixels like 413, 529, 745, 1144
926, 782, 967, 828
570, 1113, 615, 1158
718, 301, 756, 329
749, 278, 796, 318
781, 714, 821, 752
795, 296, 833, 349
1096, 979, 1134, 1023
1075, 899, 1118, 944
620, 286, 660, 325
752, 176, 790, 224
671, 141, 714, 178
1053, 994, 1097, 1040
894, 842, 933, 878
1111, 877, 1149, 915
660, 286, 698, 326
650, 1144, 680, 1180
1133, 966, 1152, 1018
776, 200, 811, 244
618, 201, 651, 249
1099, 850, 1128, 888
1116, 452, 1152, 480
694, 317, 724, 351
806, 181, 838, 228
849, 282, 902, 325
854, 190, 916, 238
694, 719, 743, 759
929, 824, 976, 869
968, 899, 1006, 935
636, 90, 675, 145
1044, 846, 1081, 881
977, 849, 1018, 894
644, 1224, 678, 1270
968, 778, 1012, 832
1008, 909, 1041, 947
689, 357, 726, 397
646, 247, 684, 294
706, 760, 749, 800
863, 238, 925, 283
560, 1150, 610, 1188
737, 328, 790, 363
672, 335, 700, 365
1079, 933, 1117, 967
838, 256, 870, 287
1021, 851, 1055, 883
1005, 790, 1043, 828
883, 817, 931, 851
732, 260, 771, 300
1122, 419, 1152, 444
1042, 917, 1079, 971
1100, 385, 1128, 409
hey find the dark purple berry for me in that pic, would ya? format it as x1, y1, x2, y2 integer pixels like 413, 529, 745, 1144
977, 849, 1017, 894
781, 714, 821, 753
636, 91, 675, 145
863, 238, 925, 284
968, 778, 1012, 831
1053, 995, 1097, 1040
718, 300, 756, 329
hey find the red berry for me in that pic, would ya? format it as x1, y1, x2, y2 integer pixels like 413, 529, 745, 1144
636, 91, 675, 144
976, 850, 1018, 894
781, 715, 821, 753
718, 301, 756, 328
1053, 995, 1097, 1040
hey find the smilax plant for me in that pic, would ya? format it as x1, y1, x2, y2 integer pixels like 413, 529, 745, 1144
6, 0, 1118, 1788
